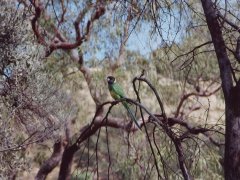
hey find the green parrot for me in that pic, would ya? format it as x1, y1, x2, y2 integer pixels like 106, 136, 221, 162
107, 76, 141, 129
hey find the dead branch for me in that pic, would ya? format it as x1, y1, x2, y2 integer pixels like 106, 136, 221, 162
217, 12, 240, 33
175, 85, 221, 117
171, 41, 212, 64
30, 0, 105, 56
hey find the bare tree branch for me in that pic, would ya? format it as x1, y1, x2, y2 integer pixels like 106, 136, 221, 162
175, 86, 221, 117
30, 0, 105, 56
35, 139, 64, 180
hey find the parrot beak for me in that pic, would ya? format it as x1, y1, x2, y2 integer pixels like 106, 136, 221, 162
107, 76, 110, 82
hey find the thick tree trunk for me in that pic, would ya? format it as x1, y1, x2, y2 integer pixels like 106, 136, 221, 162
200, 0, 240, 179
58, 144, 78, 180
226, 81, 240, 179
35, 141, 63, 180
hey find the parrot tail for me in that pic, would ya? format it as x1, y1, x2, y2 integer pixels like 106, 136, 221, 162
122, 102, 141, 130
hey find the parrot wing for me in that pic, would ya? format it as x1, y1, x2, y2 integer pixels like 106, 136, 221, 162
111, 83, 126, 99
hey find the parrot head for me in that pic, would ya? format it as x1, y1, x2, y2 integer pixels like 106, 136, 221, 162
107, 76, 116, 85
